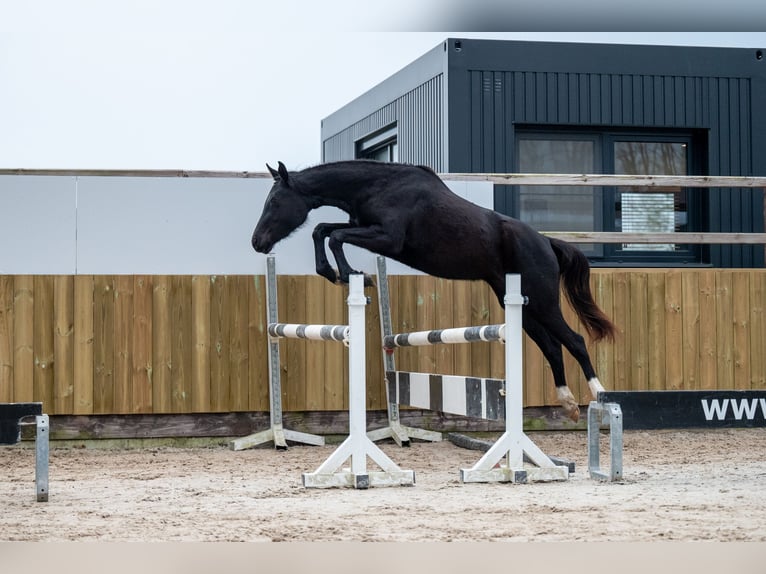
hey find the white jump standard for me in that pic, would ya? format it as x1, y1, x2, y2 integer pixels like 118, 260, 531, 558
299, 273, 414, 488
258, 259, 414, 488
382, 270, 569, 484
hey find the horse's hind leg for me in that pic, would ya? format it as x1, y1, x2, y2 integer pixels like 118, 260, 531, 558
534, 310, 606, 402
523, 315, 581, 422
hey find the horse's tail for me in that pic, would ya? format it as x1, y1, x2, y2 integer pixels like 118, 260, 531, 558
548, 237, 617, 342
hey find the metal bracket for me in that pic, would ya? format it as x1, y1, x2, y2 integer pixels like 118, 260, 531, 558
587, 401, 623, 482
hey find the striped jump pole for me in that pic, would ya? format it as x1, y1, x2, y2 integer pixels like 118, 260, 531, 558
383, 324, 505, 349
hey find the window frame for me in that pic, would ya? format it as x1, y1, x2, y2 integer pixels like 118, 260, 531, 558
512, 126, 705, 266
356, 124, 398, 162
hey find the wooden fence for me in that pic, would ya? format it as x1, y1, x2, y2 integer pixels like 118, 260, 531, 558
1, 171, 764, 422
1, 269, 764, 416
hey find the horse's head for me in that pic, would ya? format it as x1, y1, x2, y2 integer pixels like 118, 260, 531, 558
252, 161, 313, 253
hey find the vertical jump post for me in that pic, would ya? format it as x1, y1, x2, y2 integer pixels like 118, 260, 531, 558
300, 273, 416, 488
229, 255, 325, 451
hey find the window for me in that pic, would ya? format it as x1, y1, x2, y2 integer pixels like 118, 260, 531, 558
518, 135, 602, 256
356, 124, 398, 162
613, 140, 688, 253
514, 128, 702, 265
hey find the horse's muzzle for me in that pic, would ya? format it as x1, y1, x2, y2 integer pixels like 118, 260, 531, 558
251, 234, 272, 254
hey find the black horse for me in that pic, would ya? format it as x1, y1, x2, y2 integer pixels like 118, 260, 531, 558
252, 160, 616, 421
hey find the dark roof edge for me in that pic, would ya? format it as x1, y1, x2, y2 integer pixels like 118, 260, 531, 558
321, 40, 447, 138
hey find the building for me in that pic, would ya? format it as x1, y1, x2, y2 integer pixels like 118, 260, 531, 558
321, 38, 766, 268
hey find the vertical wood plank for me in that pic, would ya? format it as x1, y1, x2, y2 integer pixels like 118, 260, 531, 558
365, 278, 385, 409
452, 280, 472, 377
73, 276, 94, 414
152, 276, 172, 413
750, 271, 765, 389
132, 276, 153, 413
628, 273, 648, 391
113, 275, 133, 414
53, 275, 74, 413
646, 272, 666, 391
664, 271, 683, 390
611, 272, 629, 391
593, 271, 615, 394
469, 281, 491, 379
323, 278, 346, 410
732, 271, 751, 390
715, 271, 734, 390
681, 271, 700, 390
229, 276, 249, 411
191, 275, 211, 413
0, 276, 14, 403
33, 276, 54, 411
210, 276, 230, 412
171, 276, 192, 412
415, 275, 436, 375
523, 333, 547, 408
396, 276, 419, 376
93, 276, 114, 414
248, 275, 269, 411
698, 271, 717, 390
283, 276, 306, 412
433, 278, 454, 377
13, 277, 34, 402
304, 276, 325, 411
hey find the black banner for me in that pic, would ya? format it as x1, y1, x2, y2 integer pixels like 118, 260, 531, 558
598, 391, 766, 430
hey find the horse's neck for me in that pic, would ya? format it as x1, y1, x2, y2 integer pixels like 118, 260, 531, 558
301, 168, 376, 213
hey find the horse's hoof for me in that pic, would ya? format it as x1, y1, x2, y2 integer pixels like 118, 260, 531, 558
363, 273, 376, 288
556, 387, 580, 423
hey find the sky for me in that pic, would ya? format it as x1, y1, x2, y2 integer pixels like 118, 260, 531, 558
0, 1, 764, 172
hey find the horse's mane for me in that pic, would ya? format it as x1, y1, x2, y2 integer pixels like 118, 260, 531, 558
298, 160, 438, 177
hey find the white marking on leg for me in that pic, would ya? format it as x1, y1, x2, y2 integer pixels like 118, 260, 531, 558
588, 377, 605, 398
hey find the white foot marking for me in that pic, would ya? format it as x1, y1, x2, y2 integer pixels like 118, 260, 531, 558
588, 377, 605, 397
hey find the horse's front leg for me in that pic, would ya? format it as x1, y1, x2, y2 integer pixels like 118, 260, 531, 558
312, 222, 354, 284
328, 225, 403, 287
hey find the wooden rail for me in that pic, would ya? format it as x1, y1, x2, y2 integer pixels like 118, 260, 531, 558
4, 169, 760, 244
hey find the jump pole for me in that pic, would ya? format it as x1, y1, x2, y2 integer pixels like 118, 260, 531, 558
229, 255, 325, 451
301, 273, 415, 488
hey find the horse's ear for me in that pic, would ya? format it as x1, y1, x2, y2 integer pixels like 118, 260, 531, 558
266, 163, 280, 181
277, 161, 290, 186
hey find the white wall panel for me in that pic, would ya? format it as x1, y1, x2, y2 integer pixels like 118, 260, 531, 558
0, 175, 492, 275
0, 176, 77, 273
